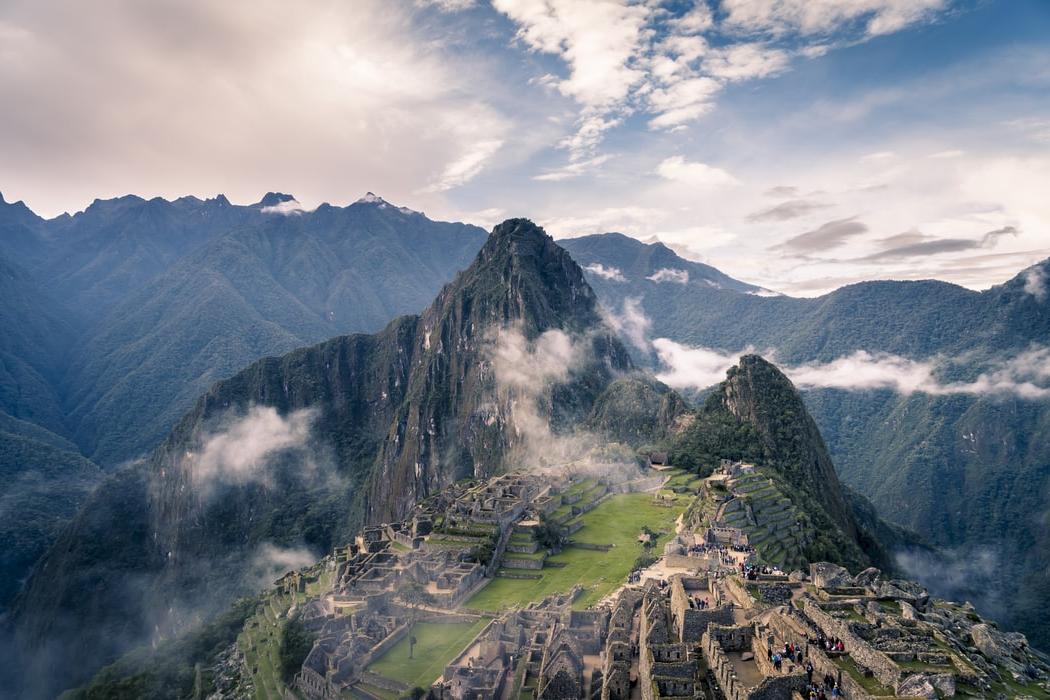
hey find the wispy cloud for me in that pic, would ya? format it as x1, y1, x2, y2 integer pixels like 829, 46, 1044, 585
584, 262, 627, 281
771, 216, 868, 253
747, 198, 830, 222
646, 267, 690, 284
652, 340, 1050, 400
422, 139, 504, 192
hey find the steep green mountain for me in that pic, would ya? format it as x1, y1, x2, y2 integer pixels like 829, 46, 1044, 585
572, 233, 1050, 647
7, 219, 648, 697
668, 354, 894, 571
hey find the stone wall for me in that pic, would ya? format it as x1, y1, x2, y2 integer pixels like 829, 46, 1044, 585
502, 555, 545, 570
802, 599, 901, 688
669, 576, 734, 643
702, 629, 750, 700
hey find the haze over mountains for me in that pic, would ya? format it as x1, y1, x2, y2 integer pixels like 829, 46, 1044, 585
1, 190, 1049, 696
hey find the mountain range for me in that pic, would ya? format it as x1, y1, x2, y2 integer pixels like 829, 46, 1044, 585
8, 219, 906, 698
1, 189, 1049, 695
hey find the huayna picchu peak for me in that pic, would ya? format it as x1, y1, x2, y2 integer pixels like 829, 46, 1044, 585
8, 219, 1047, 700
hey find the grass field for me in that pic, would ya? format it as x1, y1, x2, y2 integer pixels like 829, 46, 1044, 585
465, 492, 684, 612
366, 618, 491, 689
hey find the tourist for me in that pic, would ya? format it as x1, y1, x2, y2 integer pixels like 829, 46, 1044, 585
805, 660, 814, 682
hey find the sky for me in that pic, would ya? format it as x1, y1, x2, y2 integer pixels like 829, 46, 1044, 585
1, 0, 1048, 295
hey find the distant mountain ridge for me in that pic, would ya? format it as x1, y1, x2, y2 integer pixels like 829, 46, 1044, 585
0, 190, 488, 621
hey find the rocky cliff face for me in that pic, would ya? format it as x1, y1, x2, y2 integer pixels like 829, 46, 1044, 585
9, 219, 645, 697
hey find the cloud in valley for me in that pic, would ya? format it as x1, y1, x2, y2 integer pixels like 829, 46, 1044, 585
650, 339, 1050, 400
603, 297, 651, 353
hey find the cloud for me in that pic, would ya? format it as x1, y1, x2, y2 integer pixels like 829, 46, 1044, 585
771, 216, 868, 253
491, 326, 580, 391
862, 226, 1018, 261
260, 198, 312, 215
247, 544, 318, 591
583, 262, 627, 281
186, 406, 317, 494
702, 42, 791, 82
1024, 266, 1047, 302
646, 268, 689, 284
0, 0, 511, 216
533, 154, 613, 181
415, 0, 476, 10
603, 297, 651, 352
652, 341, 1050, 399
747, 198, 830, 222
652, 339, 750, 390
422, 139, 504, 192
721, 0, 948, 38
656, 156, 740, 188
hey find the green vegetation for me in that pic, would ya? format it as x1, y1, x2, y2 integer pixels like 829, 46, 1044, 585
65, 597, 259, 700
466, 492, 683, 612
277, 614, 316, 684
366, 618, 490, 689
831, 655, 894, 696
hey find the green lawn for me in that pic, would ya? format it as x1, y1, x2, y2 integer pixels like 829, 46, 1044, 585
366, 618, 490, 689
465, 492, 684, 612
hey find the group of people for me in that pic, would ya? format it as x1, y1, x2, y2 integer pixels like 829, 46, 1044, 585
694, 596, 712, 609
805, 671, 843, 699
813, 634, 846, 653
767, 640, 804, 671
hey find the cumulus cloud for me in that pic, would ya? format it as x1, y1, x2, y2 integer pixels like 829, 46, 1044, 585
186, 406, 317, 494
771, 216, 868, 253
1024, 265, 1048, 301
657, 156, 740, 188
583, 262, 627, 282
647, 268, 690, 284
491, 0, 950, 166
702, 42, 791, 82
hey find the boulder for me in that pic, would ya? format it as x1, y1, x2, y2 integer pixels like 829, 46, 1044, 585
899, 601, 920, 621
929, 673, 956, 697
810, 562, 852, 589
897, 674, 937, 699
853, 566, 882, 587
788, 570, 806, 583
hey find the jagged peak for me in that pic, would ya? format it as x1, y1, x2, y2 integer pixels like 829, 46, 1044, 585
254, 192, 296, 208
351, 191, 420, 215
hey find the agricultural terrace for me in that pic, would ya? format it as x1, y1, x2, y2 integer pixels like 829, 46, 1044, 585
465, 490, 686, 612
